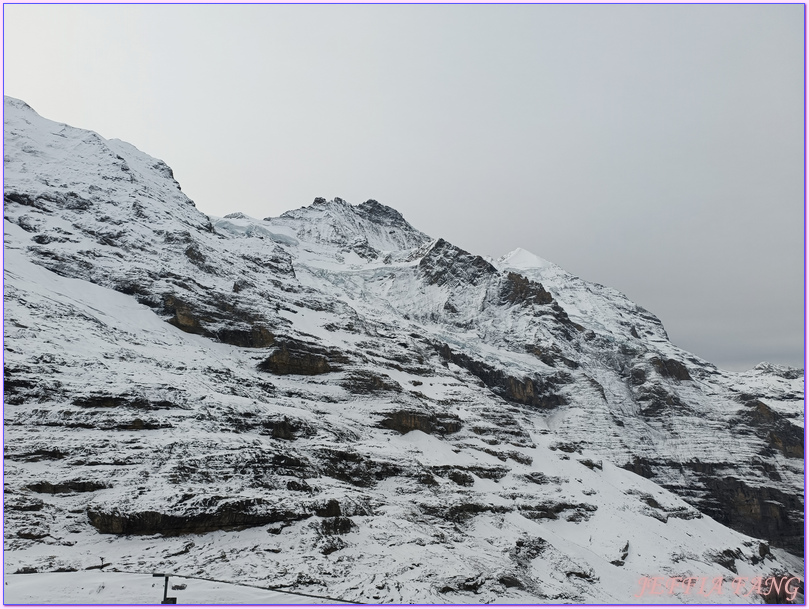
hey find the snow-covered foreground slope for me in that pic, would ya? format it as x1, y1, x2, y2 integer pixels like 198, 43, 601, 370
3, 96, 804, 604
4, 571, 350, 604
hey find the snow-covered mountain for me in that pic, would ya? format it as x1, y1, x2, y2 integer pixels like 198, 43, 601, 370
3, 96, 804, 604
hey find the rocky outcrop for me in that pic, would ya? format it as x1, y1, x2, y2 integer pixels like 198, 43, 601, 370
437, 343, 568, 409
257, 341, 335, 375
500, 272, 553, 306
163, 295, 277, 348
649, 357, 692, 381
216, 326, 276, 349
622, 455, 804, 557
72, 394, 177, 410
87, 500, 311, 536
419, 239, 498, 288
28, 480, 108, 494
700, 476, 804, 557
519, 501, 598, 522
379, 410, 462, 435
742, 400, 804, 459
341, 371, 401, 394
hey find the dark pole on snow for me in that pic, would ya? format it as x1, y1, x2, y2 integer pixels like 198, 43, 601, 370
153, 573, 177, 604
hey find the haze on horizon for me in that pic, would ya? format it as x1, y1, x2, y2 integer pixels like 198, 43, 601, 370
3, 4, 804, 372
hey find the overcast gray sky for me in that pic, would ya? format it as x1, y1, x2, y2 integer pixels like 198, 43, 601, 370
3, 4, 804, 371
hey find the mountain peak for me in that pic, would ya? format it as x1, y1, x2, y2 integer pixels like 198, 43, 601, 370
272, 196, 430, 252
499, 247, 555, 271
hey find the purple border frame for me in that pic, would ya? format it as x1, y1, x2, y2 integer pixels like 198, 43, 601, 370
1, 2, 806, 607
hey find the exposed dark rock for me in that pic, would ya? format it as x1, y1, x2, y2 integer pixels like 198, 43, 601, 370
759, 542, 770, 557
742, 400, 803, 459
216, 326, 276, 349
266, 418, 297, 440
421, 501, 512, 523
314, 499, 342, 517
379, 410, 462, 435
17, 528, 49, 540
510, 537, 548, 565
341, 371, 401, 394
623, 455, 802, 555
257, 341, 334, 375
316, 449, 402, 487
162, 294, 279, 349
286, 480, 311, 492
700, 476, 804, 557
522, 472, 566, 485
447, 470, 475, 487
6, 448, 72, 463
519, 501, 597, 522
184, 244, 206, 264
28, 480, 107, 494
419, 239, 498, 288
416, 471, 439, 486
432, 464, 510, 482
552, 442, 582, 453
319, 537, 347, 555
500, 272, 553, 307
163, 295, 207, 335
498, 575, 525, 589
578, 458, 602, 471
87, 499, 311, 535
610, 541, 630, 566
527, 345, 580, 370
116, 418, 172, 431
760, 576, 803, 603
442, 300, 459, 314
438, 574, 488, 594
356, 199, 408, 226
5, 192, 43, 210
708, 548, 743, 573
6, 191, 92, 213
566, 570, 596, 582
650, 357, 692, 381
629, 368, 647, 386
3, 366, 65, 406
5, 496, 45, 512
231, 279, 252, 293
436, 343, 567, 409
112, 279, 151, 298
320, 516, 355, 536
73, 394, 176, 411
469, 411, 534, 447
636, 384, 685, 417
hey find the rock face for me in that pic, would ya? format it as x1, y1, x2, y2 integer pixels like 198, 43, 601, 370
257, 342, 333, 375
86, 501, 311, 536
3, 96, 804, 603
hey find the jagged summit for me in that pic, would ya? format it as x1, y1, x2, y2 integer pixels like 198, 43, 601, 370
268, 195, 430, 254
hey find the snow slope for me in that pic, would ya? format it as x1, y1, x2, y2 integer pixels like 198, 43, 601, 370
4, 571, 350, 604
